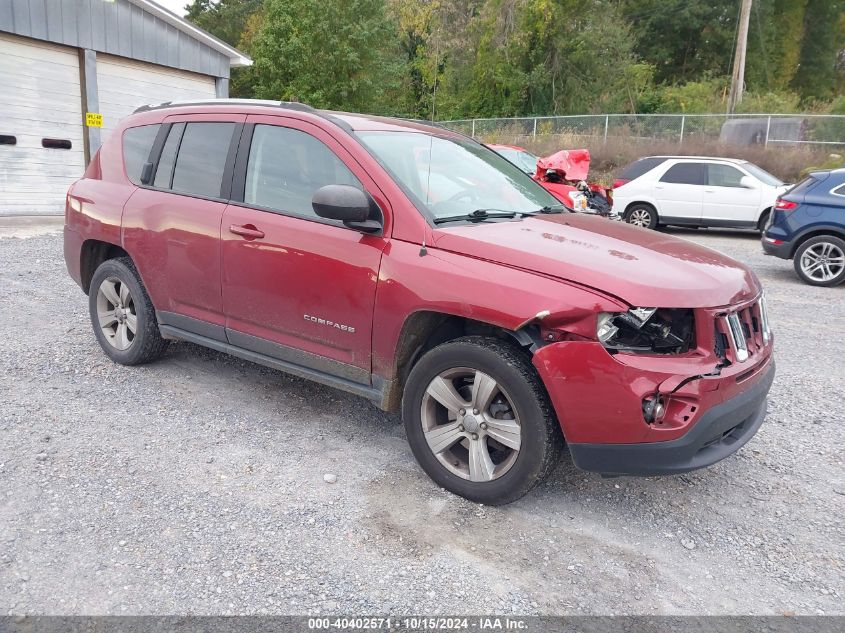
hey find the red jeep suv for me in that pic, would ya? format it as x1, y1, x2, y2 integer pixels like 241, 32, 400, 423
64, 100, 775, 504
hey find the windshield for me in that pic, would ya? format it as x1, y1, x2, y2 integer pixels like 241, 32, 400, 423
494, 147, 540, 174
355, 131, 560, 220
743, 163, 784, 186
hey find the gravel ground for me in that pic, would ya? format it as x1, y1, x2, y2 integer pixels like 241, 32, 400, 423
0, 225, 842, 616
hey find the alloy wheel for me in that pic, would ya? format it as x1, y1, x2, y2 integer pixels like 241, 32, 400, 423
799, 242, 845, 282
420, 367, 522, 482
96, 277, 137, 350
628, 208, 652, 227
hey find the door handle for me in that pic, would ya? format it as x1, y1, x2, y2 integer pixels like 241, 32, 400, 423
229, 224, 265, 240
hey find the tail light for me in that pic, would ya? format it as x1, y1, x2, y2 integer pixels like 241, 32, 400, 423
66, 194, 82, 214
774, 199, 798, 211
613, 178, 629, 189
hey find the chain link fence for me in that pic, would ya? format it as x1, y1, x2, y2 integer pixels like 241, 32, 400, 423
441, 114, 845, 148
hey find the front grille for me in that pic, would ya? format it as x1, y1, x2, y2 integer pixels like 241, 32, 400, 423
715, 297, 771, 364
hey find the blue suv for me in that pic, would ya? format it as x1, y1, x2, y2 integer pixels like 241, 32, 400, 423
762, 168, 845, 287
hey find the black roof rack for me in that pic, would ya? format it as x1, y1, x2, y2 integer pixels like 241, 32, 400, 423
133, 98, 317, 114
132, 98, 354, 134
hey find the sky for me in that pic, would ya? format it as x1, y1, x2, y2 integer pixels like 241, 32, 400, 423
153, 0, 188, 16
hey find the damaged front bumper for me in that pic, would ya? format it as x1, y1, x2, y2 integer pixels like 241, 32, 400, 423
567, 361, 773, 475
531, 335, 775, 476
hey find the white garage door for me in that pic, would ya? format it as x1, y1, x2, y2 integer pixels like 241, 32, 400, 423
97, 55, 217, 143
0, 33, 85, 216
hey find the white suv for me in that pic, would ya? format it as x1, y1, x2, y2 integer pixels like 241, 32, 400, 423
612, 156, 790, 231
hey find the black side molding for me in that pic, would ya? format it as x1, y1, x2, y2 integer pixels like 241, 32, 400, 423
158, 324, 387, 406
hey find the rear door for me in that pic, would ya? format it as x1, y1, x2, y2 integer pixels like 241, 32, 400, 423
653, 162, 706, 223
122, 114, 244, 337
221, 116, 390, 381
701, 163, 761, 226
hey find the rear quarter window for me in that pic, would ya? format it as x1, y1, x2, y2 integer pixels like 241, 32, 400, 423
123, 124, 161, 185
785, 176, 818, 198
619, 157, 667, 180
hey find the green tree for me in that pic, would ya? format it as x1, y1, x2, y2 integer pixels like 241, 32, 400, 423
251, 0, 403, 112
790, 0, 844, 100
386, 0, 483, 118
185, 0, 262, 47
184, 0, 263, 97
744, 0, 808, 92
620, 0, 738, 85
459, 0, 641, 117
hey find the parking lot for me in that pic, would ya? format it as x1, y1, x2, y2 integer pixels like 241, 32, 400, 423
0, 223, 842, 615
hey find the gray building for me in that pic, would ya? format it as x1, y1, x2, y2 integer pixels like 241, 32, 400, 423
1, 0, 251, 215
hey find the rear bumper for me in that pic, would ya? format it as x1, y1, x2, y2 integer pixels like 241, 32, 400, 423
567, 360, 774, 476
761, 236, 791, 259
64, 225, 84, 289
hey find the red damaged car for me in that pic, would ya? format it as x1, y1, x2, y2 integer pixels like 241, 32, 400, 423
489, 145, 616, 217
65, 101, 774, 504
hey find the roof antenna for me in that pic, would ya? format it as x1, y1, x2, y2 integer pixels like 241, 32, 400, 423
420, 124, 434, 257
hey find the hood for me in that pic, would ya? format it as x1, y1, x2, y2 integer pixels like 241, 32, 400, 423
536, 149, 590, 181
432, 214, 760, 308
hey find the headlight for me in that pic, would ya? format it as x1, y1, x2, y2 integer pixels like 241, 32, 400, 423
597, 307, 695, 354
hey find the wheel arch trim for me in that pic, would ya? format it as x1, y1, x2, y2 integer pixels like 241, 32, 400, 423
789, 226, 845, 257
79, 238, 130, 294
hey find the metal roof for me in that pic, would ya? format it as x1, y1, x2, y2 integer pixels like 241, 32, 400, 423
131, 0, 251, 68
0, 0, 251, 78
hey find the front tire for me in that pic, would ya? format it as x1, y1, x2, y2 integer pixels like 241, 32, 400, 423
89, 257, 169, 365
793, 235, 845, 287
624, 203, 658, 229
402, 336, 563, 505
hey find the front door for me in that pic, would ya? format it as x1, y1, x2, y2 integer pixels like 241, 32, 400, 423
653, 162, 706, 223
701, 163, 762, 226
221, 116, 389, 383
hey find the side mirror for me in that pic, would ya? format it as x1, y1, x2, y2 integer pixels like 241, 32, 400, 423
740, 175, 757, 189
312, 184, 382, 233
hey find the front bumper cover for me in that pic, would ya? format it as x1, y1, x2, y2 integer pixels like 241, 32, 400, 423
566, 360, 774, 476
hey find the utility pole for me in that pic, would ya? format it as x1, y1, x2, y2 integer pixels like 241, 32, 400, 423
727, 0, 753, 114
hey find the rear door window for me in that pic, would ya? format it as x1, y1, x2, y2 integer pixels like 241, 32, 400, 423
660, 162, 706, 185
170, 122, 236, 198
707, 164, 746, 188
619, 157, 667, 181
123, 124, 161, 185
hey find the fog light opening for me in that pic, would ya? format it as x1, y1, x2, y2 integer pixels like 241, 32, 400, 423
643, 396, 665, 424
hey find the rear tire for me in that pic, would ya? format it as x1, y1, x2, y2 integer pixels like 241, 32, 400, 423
88, 257, 169, 365
402, 336, 563, 505
757, 209, 771, 232
624, 203, 658, 229
793, 235, 845, 287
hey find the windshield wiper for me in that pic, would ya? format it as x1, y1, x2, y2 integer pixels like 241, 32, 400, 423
522, 204, 570, 215
433, 209, 518, 224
